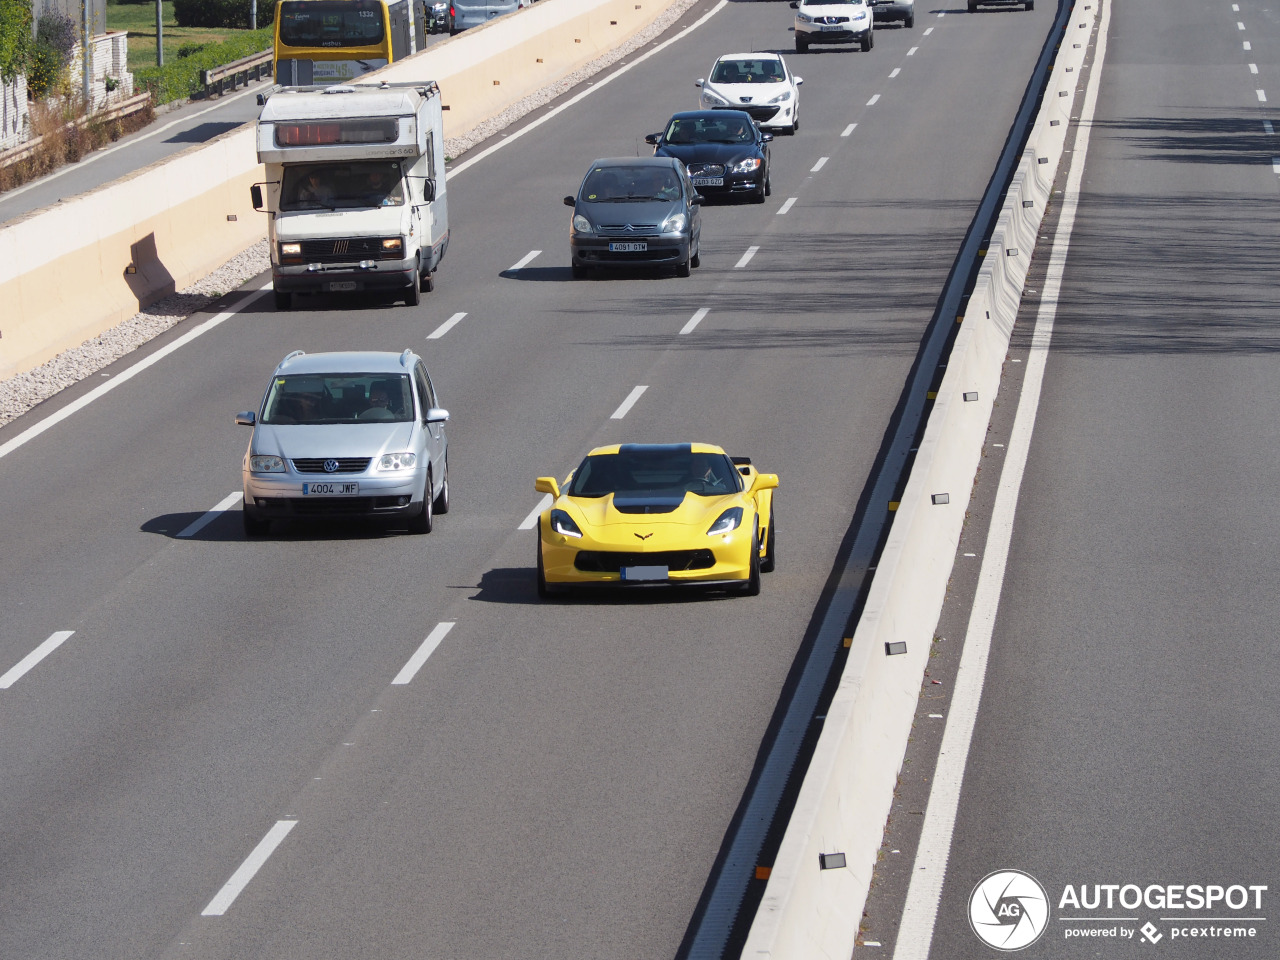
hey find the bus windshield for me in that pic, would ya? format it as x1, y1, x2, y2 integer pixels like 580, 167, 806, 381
278, 0, 386, 48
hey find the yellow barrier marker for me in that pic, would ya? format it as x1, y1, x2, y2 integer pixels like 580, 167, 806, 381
888, 501, 900, 512
756, 866, 772, 880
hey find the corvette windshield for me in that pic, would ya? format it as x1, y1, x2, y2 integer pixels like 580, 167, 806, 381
710, 59, 786, 83
569, 451, 740, 498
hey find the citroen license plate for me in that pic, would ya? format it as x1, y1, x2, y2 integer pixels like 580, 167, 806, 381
608, 241, 648, 252
621, 565, 668, 581
302, 481, 359, 495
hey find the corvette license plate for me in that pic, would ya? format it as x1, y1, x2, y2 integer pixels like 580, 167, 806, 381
692, 177, 724, 187
621, 565, 668, 581
328, 281, 358, 292
302, 481, 359, 495
608, 241, 648, 252
821, 23, 845, 30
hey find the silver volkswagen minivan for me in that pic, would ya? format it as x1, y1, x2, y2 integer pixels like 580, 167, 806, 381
236, 349, 450, 535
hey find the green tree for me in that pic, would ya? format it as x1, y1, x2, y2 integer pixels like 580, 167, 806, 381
0, 0, 34, 83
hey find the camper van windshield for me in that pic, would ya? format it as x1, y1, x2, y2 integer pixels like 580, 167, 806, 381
281, 161, 405, 210
278, 0, 386, 48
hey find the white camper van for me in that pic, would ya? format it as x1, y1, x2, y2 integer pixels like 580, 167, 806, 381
251, 81, 449, 309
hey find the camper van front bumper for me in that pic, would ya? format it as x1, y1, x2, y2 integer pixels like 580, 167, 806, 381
273, 257, 417, 294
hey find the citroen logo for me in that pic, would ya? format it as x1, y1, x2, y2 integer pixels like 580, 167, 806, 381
624, 224, 635, 233
635, 532, 653, 540
323, 459, 339, 473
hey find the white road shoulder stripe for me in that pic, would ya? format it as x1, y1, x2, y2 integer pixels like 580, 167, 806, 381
0, 631, 75, 689
201, 820, 297, 916
178, 492, 242, 538
392, 621, 455, 685
611, 385, 648, 419
427, 311, 468, 339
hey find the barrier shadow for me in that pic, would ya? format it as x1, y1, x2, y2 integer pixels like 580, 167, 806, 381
124, 232, 176, 305
164, 121, 245, 144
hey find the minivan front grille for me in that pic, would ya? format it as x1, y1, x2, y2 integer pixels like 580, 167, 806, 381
292, 457, 371, 474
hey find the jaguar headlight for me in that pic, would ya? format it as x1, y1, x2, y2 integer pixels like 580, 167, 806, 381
378, 452, 417, 471
729, 158, 762, 174
550, 509, 583, 538
572, 213, 593, 234
250, 455, 286, 473
707, 507, 743, 536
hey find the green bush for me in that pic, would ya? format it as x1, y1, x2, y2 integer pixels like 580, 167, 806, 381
173, 0, 277, 28
0, 0, 34, 83
26, 42, 66, 99
176, 42, 208, 58
133, 29, 272, 105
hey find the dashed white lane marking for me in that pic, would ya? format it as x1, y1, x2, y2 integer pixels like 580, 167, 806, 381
1265, 120, 1275, 135
1233, 3, 1240, 9
519, 494, 553, 530
392, 621, 455, 685
1244, 40, 1251, 50
1238, 20, 1246, 29
611, 385, 648, 420
776, 197, 797, 215
427, 311, 468, 339
889, 68, 901, 78
1257, 89, 1267, 102
842, 122, 858, 136
890, 0, 1111, 955
908, 46, 918, 55
734, 246, 759, 268
1250, 63, 1259, 74
507, 250, 541, 272
936, 10, 944, 16
923, 26, 933, 35
681, 307, 710, 333
178, 492, 242, 538
0, 631, 75, 689
201, 820, 297, 916
810, 156, 829, 172
1272, 158, 1280, 174
867, 94, 881, 106
0, 284, 272, 463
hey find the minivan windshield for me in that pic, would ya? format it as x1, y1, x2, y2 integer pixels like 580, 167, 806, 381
262, 374, 414, 424
580, 165, 681, 202
280, 161, 405, 211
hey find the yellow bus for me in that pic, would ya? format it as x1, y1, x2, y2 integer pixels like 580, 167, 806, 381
274, 0, 427, 85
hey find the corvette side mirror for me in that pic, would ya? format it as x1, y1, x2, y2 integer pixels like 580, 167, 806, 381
535, 476, 561, 498
750, 473, 779, 493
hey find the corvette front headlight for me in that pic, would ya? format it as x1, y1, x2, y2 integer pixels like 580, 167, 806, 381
249, 455, 286, 473
707, 507, 743, 536
550, 509, 583, 538
378, 452, 417, 471
661, 213, 687, 233
729, 158, 762, 174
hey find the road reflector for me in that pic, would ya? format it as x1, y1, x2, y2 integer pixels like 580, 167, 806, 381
756, 866, 772, 880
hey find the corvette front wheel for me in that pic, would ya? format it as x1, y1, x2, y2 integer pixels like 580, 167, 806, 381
743, 534, 761, 596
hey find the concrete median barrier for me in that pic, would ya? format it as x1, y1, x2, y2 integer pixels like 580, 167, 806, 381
0, 0, 680, 381
740, 3, 1097, 957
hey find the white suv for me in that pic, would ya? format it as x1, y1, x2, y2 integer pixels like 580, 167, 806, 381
792, 0, 874, 53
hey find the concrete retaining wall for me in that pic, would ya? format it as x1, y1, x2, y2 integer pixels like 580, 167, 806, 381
739, 3, 1094, 957
0, 0, 679, 381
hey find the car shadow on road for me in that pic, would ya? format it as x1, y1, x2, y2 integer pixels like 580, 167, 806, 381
499, 266, 574, 282
141, 511, 412, 541
468, 567, 746, 605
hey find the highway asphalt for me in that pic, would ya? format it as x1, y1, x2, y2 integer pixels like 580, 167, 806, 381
0, 2, 1060, 958
859, 0, 1280, 957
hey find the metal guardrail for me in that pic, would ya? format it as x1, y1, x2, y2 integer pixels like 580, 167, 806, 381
200, 49, 274, 98
0, 91, 152, 169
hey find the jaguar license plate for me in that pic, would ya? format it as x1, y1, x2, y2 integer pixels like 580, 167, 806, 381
608, 241, 648, 253
692, 177, 724, 187
328, 281, 359, 292
621, 565, 668, 581
302, 481, 359, 495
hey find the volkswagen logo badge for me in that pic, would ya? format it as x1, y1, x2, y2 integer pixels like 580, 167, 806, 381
323, 459, 339, 473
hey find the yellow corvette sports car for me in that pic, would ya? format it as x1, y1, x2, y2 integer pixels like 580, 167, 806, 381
535, 442, 778, 597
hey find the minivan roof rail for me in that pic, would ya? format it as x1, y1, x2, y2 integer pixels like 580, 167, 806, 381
278, 350, 305, 368
400, 349, 414, 367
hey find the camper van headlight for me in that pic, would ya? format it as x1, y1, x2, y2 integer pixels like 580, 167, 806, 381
280, 242, 302, 256
381, 237, 403, 256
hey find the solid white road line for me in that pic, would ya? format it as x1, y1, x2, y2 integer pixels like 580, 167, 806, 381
681, 307, 710, 334
427, 311, 468, 339
392, 621, 455, 685
867, 94, 881, 106
507, 250, 541, 272
177, 492, 242, 538
891, 1, 1110, 956
810, 157, 829, 172
519, 494, 553, 530
447, 0, 731, 178
0, 631, 75, 689
0, 284, 273, 463
734, 246, 759, 269
611, 385, 648, 420
201, 820, 297, 916
842, 123, 858, 136
776, 197, 797, 215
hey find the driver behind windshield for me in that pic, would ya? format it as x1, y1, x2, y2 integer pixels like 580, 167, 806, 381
580, 166, 681, 201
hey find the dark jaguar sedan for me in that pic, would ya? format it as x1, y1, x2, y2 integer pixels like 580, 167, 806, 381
645, 110, 772, 203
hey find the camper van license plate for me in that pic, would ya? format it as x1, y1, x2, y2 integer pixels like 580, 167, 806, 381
302, 482, 359, 496
608, 241, 647, 253
328, 281, 359, 292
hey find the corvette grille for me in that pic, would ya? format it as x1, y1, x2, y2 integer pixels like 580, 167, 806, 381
574, 549, 717, 572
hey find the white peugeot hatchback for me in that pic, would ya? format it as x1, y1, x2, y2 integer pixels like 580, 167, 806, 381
695, 53, 803, 134
236, 349, 450, 536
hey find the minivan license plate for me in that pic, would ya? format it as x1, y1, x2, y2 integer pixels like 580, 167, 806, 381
328, 281, 358, 292
608, 241, 648, 252
302, 482, 359, 495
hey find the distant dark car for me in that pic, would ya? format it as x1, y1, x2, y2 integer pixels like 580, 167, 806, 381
645, 110, 772, 204
563, 156, 703, 278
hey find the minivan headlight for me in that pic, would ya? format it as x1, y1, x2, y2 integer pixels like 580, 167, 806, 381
250, 455, 286, 473
572, 213, 593, 234
707, 507, 743, 536
378, 452, 417, 471
662, 213, 687, 233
